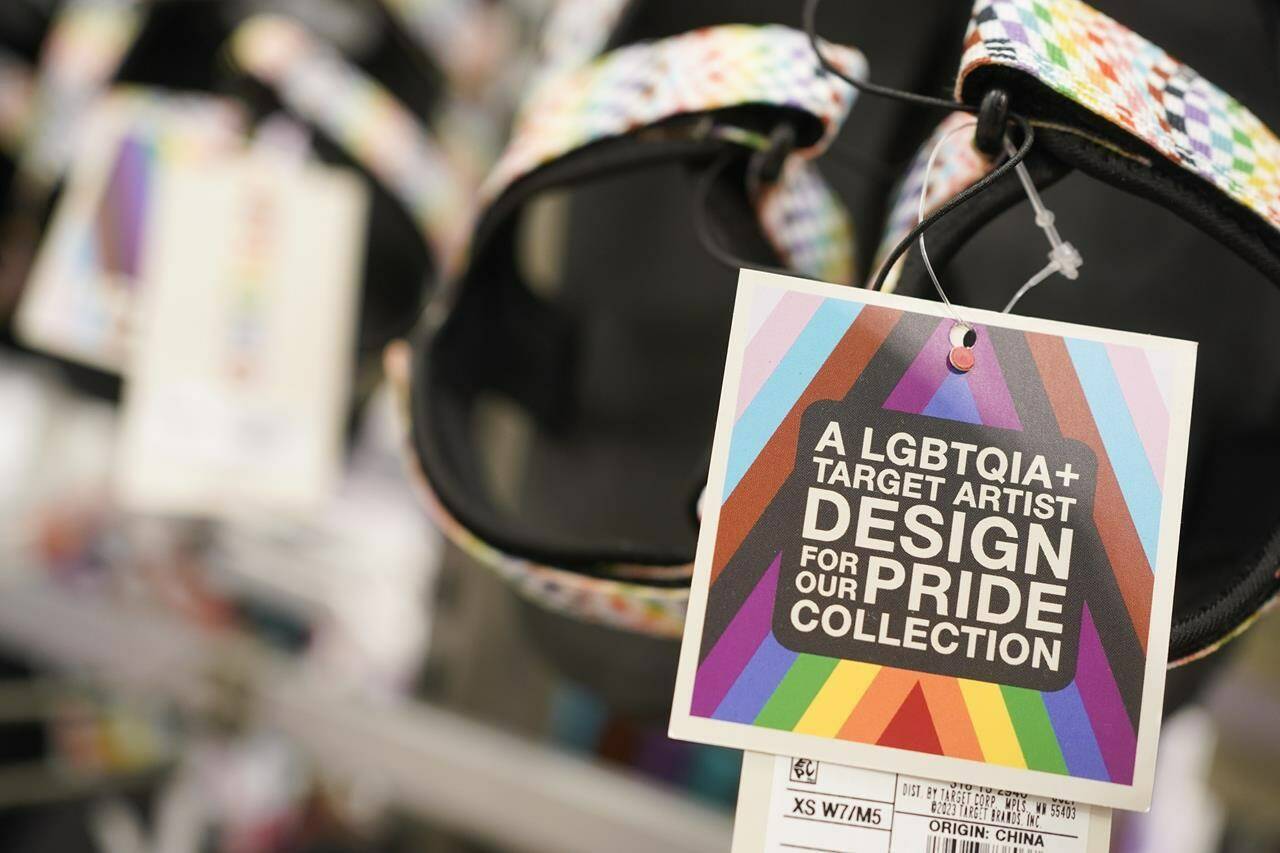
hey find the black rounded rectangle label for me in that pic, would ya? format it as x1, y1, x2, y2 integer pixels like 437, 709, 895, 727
772, 401, 1100, 693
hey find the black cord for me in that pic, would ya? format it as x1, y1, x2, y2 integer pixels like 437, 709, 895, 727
694, 151, 801, 280
804, 0, 977, 115
694, 117, 1034, 287
693, 0, 1036, 287
805, 0, 1041, 293
869, 113, 1035, 292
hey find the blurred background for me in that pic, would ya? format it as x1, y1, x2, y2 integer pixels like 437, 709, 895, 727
0, 1, 1273, 852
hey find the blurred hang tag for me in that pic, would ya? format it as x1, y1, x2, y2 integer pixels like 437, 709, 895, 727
115, 150, 368, 519
16, 89, 245, 372
733, 752, 1112, 853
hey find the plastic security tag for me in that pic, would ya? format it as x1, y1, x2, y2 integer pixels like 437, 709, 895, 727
733, 752, 1111, 853
669, 270, 1196, 810
115, 150, 367, 518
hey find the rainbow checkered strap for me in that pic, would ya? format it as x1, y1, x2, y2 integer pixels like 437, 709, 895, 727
231, 15, 474, 263
483, 24, 866, 284
18, 0, 143, 194
378, 0, 517, 92
411, 25, 867, 637
958, 0, 1280, 237
536, 0, 634, 81
882, 0, 1280, 290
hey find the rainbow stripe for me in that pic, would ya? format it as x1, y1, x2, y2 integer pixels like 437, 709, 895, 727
693, 306, 1172, 786
724, 300, 862, 496
378, 0, 501, 84
736, 291, 823, 418
1065, 340, 1162, 564
1105, 343, 1171, 489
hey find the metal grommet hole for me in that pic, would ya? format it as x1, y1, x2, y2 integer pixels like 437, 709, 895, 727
949, 322, 977, 349
948, 322, 976, 372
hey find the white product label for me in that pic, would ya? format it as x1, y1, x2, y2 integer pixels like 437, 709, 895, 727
115, 151, 367, 518
734, 753, 1109, 853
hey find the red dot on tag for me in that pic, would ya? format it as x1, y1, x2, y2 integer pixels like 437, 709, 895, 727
949, 345, 975, 373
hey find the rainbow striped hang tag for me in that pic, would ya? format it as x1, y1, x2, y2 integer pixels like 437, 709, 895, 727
670, 269, 1195, 812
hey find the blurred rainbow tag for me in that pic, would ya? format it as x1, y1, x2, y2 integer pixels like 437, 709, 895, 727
115, 149, 367, 518
669, 269, 1196, 812
16, 89, 244, 371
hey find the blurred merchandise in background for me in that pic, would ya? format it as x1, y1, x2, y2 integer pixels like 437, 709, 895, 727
0, 2, 741, 850
0, 2, 1272, 853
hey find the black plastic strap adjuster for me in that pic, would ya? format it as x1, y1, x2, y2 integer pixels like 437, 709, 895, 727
974, 89, 1011, 158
